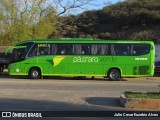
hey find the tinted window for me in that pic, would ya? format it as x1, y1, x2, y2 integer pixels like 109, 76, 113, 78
56, 44, 70, 55
38, 44, 51, 56
112, 44, 130, 55
28, 43, 53, 56
91, 44, 109, 55
72, 44, 90, 55
11, 42, 34, 61
49, 44, 71, 55
28, 44, 38, 57
11, 48, 26, 62
51, 44, 57, 55
27, 43, 151, 56
131, 44, 150, 55
17, 42, 34, 56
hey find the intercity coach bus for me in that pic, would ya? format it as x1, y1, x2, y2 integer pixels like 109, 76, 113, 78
7, 38, 155, 80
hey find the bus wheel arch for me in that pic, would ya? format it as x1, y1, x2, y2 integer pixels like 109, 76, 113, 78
107, 68, 121, 81
29, 67, 41, 79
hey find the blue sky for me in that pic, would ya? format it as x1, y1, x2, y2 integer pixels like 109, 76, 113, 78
72, 0, 125, 14
89, 0, 125, 10
112, 0, 123, 2
55, 0, 125, 15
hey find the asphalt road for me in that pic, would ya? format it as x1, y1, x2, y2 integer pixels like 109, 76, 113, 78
0, 74, 160, 112
0, 74, 160, 120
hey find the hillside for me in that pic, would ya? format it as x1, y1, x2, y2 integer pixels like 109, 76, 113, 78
53, 0, 160, 43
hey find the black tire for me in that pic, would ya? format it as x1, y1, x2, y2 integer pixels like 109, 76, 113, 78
29, 68, 41, 79
108, 69, 120, 81
0, 66, 3, 73
76, 76, 86, 79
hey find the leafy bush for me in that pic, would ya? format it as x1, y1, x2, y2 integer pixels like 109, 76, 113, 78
129, 30, 156, 40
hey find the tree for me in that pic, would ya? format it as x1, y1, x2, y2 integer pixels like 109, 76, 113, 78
0, 0, 56, 45
49, 0, 101, 38
76, 10, 98, 34
52, 0, 98, 16
129, 30, 157, 40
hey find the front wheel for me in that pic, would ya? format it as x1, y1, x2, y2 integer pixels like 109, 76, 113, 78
108, 69, 120, 81
29, 68, 41, 79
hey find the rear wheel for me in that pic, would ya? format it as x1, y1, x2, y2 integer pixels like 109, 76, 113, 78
108, 69, 120, 81
29, 68, 41, 79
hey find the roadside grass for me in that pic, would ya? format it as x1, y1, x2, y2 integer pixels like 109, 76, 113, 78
126, 92, 160, 99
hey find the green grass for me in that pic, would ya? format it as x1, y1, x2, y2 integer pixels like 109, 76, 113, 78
126, 92, 160, 99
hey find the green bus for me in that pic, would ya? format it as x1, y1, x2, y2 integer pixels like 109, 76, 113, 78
8, 38, 155, 80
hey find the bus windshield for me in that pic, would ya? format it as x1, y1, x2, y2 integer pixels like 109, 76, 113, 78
10, 42, 34, 62
11, 48, 26, 62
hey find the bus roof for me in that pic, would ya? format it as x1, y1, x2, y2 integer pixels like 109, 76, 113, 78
16, 38, 154, 45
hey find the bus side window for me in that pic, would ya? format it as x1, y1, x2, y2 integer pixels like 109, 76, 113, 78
51, 44, 57, 55
91, 44, 97, 55
91, 44, 109, 55
81, 45, 90, 55
28, 44, 38, 57
39, 47, 50, 56
132, 45, 150, 55
72, 44, 90, 55
56, 44, 70, 55
99, 45, 108, 55
64, 44, 70, 55
112, 44, 130, 56
72, 44, 81, 55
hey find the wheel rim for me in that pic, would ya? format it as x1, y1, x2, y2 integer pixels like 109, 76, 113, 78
109, 70, 120, 80
32, 70, 39, 78
30, 69, 40, 79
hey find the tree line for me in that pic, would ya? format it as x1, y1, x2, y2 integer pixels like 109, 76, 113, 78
0, 0, 96, 45
0, 0, 160, 46
53, 0, 160, 43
